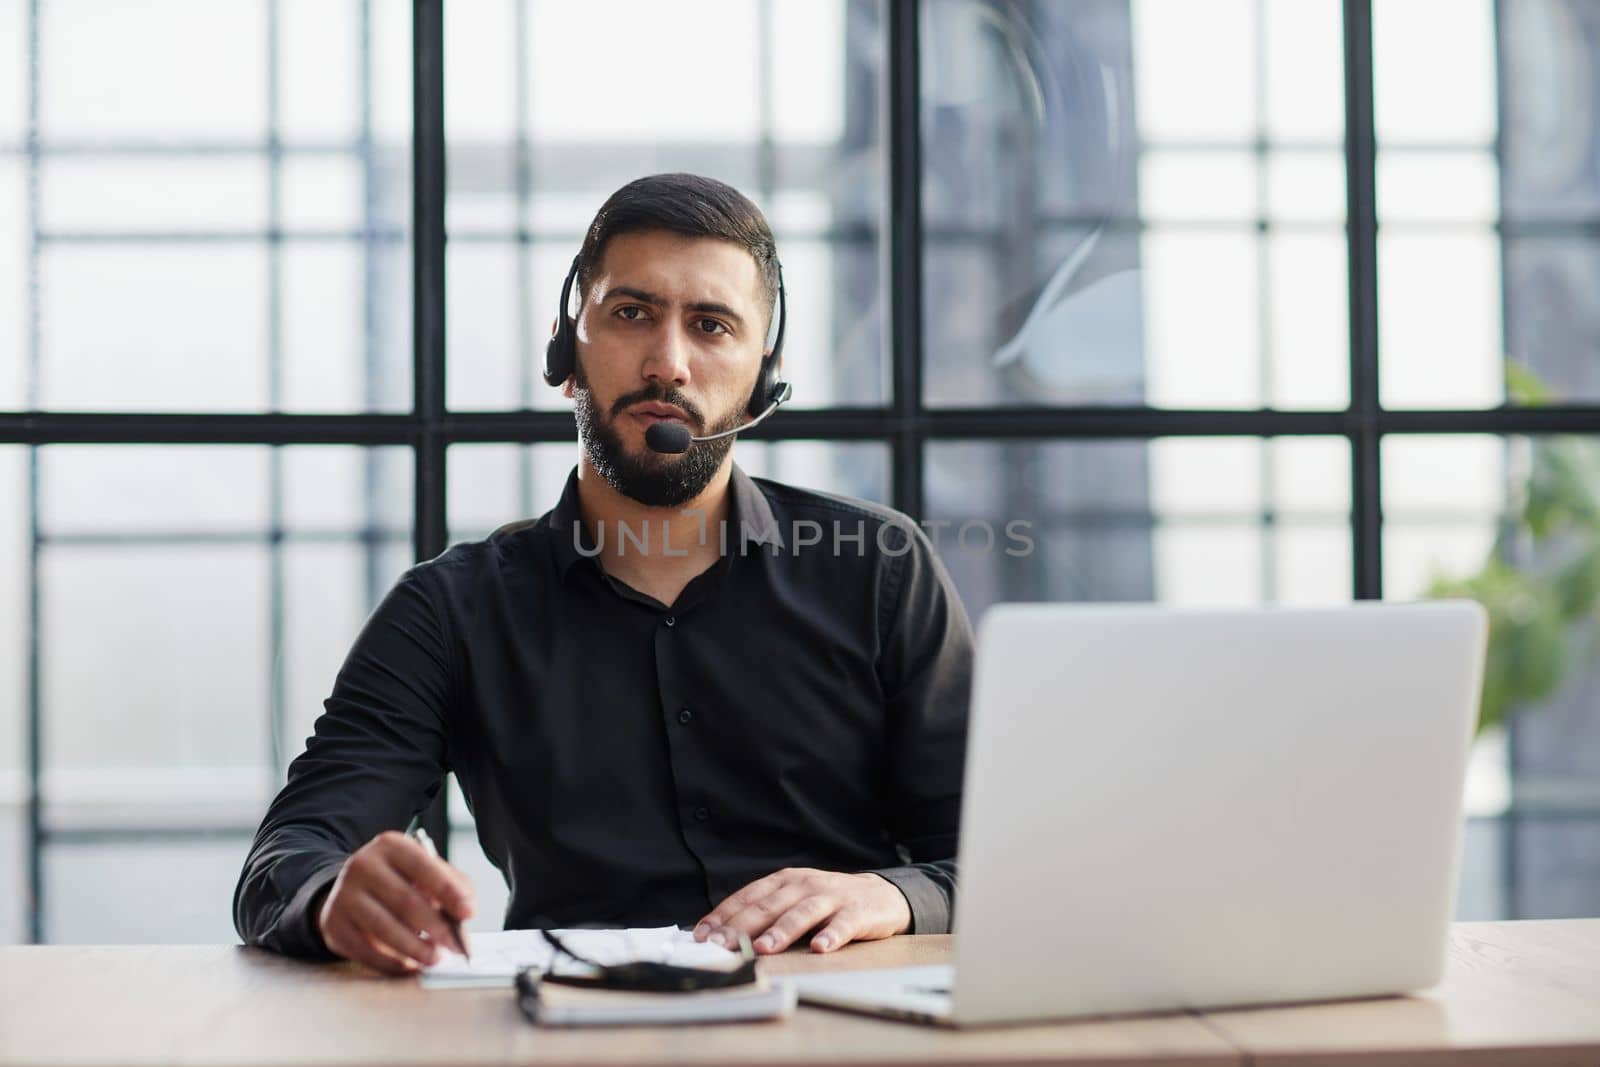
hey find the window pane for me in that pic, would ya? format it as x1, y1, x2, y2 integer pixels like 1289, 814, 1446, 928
1505, 238, 1600, 405
279, 0, 363, 144
280, 157, 364, 232
40, 245, 267, 411
0, 447, 23, 944
39, 446, 270, 534
1265, 151, 1346, 223
41, 544, 271, 826
282, 446, 412, 536
1387, 434, 1600, 917
1138, 153, 1258, 223
443, 0, 517, 234
1372, 1, 1599, 409
1374, 0, 1498, 146
1131, 0, 1255, 141
1500, 2, 1600, 223
281, 244, 362, 409
445, 0, 886, 410
1262, 0, 1345, 142
27, 1, 411, 415
44, 838, 249, 944
1143, 232, 1260, 407
1456, 817, 1506, 920
1492, 3, 1600, 406
926, 438, 1352, 623
0, 805, 21, 943
447, 242, 534, 411
448, 443, 577, 543
922, 1, 1345, 409
1500, 0, 1600, 408
732, 442, 890, 505
40, 158, 268, 233
282, 240, 411, 414
1516, 820, 1600, 919
1378, 152, 1499, 224
1378, 232, 1504, 409
41, 1, 265, 140
34, 446, 413, 832
1268, 233, 1350, 409
36, 233, 410, 415
0, 158, 20, 408
0, 0, 21, 147
0, 449, 21, 766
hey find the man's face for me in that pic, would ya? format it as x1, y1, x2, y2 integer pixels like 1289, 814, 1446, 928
565, 229, 769, 507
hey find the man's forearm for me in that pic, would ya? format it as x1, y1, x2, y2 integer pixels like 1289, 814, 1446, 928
233, 829, 349, 959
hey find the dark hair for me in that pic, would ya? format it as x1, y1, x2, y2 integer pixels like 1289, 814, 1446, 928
575, 173, 779, 326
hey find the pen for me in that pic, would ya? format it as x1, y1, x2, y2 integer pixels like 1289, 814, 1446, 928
404, 815, 471, 962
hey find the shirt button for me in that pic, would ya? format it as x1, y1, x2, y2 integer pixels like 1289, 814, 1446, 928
663, 615, 676, 628
677, 708, 693, 725
693, 806, 710, 822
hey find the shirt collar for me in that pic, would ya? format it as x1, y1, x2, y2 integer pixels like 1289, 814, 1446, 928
729, 462, 785, 552
545, 462, 783, 578
545, 469, 591, 579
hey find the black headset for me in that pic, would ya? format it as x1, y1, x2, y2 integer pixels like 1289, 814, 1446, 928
543, 253, 789, 419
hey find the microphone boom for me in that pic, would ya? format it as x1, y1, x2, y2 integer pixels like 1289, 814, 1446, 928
643, 384, 792, 455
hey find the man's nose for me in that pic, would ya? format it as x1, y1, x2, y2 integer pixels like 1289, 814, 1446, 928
642, 320, 692, 388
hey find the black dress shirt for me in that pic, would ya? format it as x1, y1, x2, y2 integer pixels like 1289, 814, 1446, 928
234, 464, 973, 958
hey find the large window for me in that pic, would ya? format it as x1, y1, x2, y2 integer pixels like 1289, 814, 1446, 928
2, 0, 1597, 942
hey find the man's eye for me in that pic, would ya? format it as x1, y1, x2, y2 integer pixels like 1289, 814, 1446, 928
616, 306, 646, 321
696, 318, 729, 335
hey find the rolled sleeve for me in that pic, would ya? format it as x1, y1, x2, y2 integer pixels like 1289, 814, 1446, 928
868, 862, 956, 934
872, 519, 973, 935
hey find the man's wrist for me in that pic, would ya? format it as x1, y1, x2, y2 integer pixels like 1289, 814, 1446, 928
863, 865, 951, 935
287, 860, 347, 959
863, 871, 914, 934
309, 881, 337, 952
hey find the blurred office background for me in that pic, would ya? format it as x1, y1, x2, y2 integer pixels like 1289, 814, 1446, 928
1, 0, 1597, 943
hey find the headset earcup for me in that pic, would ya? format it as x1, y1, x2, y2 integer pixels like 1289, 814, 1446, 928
746, 353, 778, 417
544, 257, 580, 387
544, 330, 574, 387
747, 270, 787, 415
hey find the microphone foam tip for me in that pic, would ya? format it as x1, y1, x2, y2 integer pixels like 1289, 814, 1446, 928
645, 422, 692, 455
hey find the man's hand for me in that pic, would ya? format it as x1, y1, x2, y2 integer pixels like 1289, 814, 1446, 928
692, 868, 911, 955
316, 831, 476, 976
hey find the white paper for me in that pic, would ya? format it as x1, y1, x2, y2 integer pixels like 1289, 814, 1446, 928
419, 926, 741, 989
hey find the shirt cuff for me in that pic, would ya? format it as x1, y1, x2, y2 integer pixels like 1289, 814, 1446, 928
280, 860, 346, 960
866, 865, 950, 935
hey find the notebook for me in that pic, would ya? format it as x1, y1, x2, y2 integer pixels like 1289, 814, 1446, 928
419, 926, 744, 990
519, 973, 797, 1027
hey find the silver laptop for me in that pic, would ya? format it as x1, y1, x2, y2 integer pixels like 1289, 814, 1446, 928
791, 601, 1488, 1027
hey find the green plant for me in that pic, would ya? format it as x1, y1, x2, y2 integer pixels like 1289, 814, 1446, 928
1426, 364, 1600, 733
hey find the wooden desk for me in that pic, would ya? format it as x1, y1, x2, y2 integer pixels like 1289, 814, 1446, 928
0, 921, 1595, 1067
1202, 919, 1600, 1066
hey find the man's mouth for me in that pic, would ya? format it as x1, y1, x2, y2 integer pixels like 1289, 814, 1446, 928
628, 402, 693, 428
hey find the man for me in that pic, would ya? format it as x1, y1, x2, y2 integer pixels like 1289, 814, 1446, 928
234, 173, 972, 976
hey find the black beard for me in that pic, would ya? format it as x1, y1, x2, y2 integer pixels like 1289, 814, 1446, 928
571, 364, 744, 507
